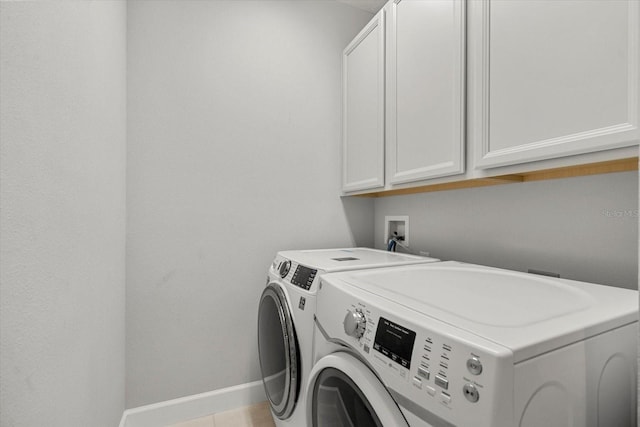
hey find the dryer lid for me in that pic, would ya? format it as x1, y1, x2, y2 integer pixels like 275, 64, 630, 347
277, 248, 439, 272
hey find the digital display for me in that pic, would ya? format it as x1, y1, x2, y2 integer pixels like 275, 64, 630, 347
373, 317, 416, 369
291, 265, 317, 290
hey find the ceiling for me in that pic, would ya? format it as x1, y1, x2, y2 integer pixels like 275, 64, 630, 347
336, 0, 386, 13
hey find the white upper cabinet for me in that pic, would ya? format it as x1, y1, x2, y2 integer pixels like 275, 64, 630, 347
342, 12, 385, 192
470, 0, 640, 169
387, 0, 466, 184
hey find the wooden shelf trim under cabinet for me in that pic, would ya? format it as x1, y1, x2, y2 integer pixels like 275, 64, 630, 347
356, 157, 639, 198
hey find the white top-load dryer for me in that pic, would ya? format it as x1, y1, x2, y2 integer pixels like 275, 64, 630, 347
308, 261, 638, 427
257, 248, 440, 427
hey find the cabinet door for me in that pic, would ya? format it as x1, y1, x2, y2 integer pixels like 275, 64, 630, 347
471, 0, 640, 169
342, 12, 385, 193
387, 0, 466, 185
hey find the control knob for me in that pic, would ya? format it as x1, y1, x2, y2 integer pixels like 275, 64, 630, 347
466, 356, 483, 375
279, 260, 291, 278
463, 383, 480, 403
343, 309, 366, 339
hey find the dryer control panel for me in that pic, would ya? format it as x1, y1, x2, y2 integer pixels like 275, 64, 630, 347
290, 264, 317, 290
270, 256, 319, 292
315, 278, 515, 427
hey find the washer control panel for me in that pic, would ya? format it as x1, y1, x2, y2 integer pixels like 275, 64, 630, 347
373, 316, 415, 370
315, 280, 514, 427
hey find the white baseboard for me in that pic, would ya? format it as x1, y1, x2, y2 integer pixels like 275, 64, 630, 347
119, 380, 266, 427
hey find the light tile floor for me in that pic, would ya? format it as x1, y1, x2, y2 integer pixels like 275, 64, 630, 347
167, 401, 276, 427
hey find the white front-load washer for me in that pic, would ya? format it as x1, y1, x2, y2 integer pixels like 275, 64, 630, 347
307, 261, 639, 427
257, 248, 440, 427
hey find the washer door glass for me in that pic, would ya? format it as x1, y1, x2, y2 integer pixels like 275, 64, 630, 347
312, 367, 383, 427
257, 283, 299, 419
309, 353, 410, 427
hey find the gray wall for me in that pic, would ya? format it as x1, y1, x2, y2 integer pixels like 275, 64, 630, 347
0, 2, 127, 426
375, 171, 638, 289
126, 0, 374, 407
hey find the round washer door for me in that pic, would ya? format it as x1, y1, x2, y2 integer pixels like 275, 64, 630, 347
306, 352, 409, 427
257, 283, 299, 419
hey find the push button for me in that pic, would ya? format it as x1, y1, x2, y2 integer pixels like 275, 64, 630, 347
426, 385, 436, 396
412, 377, 423, 389
417, 366, 430, 380
467, 357, 483, 375
463, 383, 480, 403
435, 374, 449, 390
440, 392, 451, 404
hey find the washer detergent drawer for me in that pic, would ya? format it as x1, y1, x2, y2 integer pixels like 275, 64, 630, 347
315, 279, 515, 427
